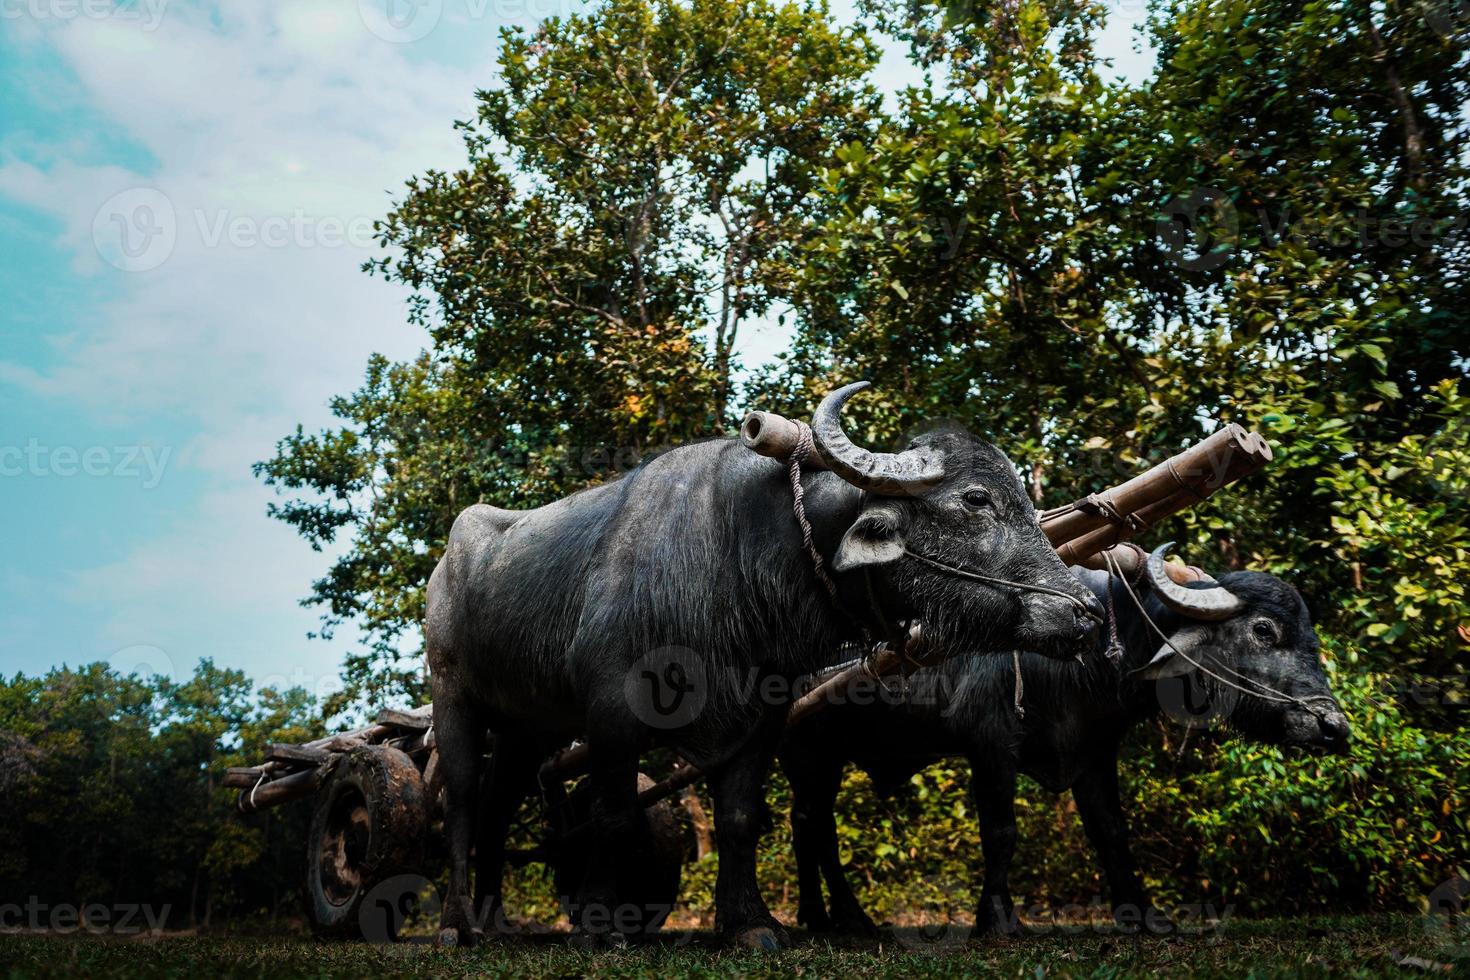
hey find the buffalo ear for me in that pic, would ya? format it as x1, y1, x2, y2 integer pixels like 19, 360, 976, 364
833, 511, 906, 572
1132, 645, 1193, 680
1131, 625, 1210, 680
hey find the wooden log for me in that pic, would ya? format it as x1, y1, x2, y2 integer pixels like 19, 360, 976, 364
266, 743, 330, 768
636, 763, 704, 808
739, 412, 829, 470
223, 766, 266, 788
375, 707, 432, 731
1074, 541, 1212, 583
1040, 423, 1271, 550
1053, 433, 1271, 565
787, 626, 931, 727
324, 734, 368, 753
236, 766, 322, 814
542, 742, 591, 781
734, 407, 1270, 569
388, 730, 433, 757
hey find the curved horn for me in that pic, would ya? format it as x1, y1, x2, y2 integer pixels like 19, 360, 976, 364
1146, 542, 1245, 621
811, 382, 945, 495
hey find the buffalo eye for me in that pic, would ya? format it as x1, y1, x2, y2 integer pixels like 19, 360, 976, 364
960, 488, 992, 511
1251, 618, 1280, 645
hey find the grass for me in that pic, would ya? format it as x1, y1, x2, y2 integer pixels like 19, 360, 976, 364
1, 916, 1463, 978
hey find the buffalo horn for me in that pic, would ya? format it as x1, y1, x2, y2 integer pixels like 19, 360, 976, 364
1145, 542, 1245, 621
810, 382, 945, 495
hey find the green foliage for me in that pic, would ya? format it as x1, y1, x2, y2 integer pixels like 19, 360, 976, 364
1320, 381, 1470, 682
1119, 659, 1469, 914
0, 663, 321, 929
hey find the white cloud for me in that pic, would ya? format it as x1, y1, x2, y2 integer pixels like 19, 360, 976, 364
65, 479, 367, 696
0, 1, 499, 684
2, 4, 492, 421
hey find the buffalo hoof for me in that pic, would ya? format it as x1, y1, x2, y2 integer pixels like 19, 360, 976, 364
797, 907, 833, 933
436, 926, 483, 948
1115, 906, 1176, 937
732, 925, 788, 951
974, 905, 1021, 938
829, 909, 880, 938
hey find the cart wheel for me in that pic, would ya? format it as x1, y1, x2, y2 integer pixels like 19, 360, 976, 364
554, 772, 685, 935
305, 744, 429, 940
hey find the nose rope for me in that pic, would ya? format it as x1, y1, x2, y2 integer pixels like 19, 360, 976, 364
1102, 550, 1338, 719
902, 549, 1105, 624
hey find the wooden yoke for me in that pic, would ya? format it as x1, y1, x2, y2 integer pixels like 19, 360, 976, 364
740, 409, 1272, 574
1042, 424, 1272, 563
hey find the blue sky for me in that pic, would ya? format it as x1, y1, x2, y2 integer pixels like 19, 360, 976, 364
0, 0, 1153, 701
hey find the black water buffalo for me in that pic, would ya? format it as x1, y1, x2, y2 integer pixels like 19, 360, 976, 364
425, 383, 1104, 948
782, 544, 1350, 936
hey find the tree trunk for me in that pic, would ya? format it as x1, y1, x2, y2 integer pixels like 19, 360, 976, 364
681, 786, 715, 860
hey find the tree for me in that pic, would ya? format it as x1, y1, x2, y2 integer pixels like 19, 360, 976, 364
775, 0, 1468, 677
256, 0, 883, 717
0, 662, 320, 929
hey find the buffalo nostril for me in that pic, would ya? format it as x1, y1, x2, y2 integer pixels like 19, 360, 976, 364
1084, 593, 1105, 623
1072, 603, 1100, 637
1318, 712, 1350, 744
1076, 594, 1104, 624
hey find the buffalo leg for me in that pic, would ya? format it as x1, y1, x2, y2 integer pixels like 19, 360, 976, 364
784, 749, 839, 932
473, 731, 540, 937
1071, 746, 1169, 934
710, 710, 789, 949
434, 697, 488, 946
811, 771, 877, 936
572, 705, 646, 941
971, 759, 1021, 937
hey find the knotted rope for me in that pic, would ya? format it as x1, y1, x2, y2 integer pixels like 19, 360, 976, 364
786, 421, 840, 603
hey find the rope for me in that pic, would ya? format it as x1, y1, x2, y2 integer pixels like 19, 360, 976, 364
786, 422, 840, 603
1103, 570, 1124, 664
901, 550, 1104, 624
245, 769, 268, 812
1104, 550, 1337, 718
1078, 493, 1144, 531
1012, 649, 1025, 720
1167, 458, 1211, 501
